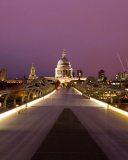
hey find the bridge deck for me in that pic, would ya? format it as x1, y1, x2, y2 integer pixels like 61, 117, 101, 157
31, 108, 108, 160
0, 88, 128, 160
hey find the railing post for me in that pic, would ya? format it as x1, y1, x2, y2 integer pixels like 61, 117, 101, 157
3, 92, 11, 109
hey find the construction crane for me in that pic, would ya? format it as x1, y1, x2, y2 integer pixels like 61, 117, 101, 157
117, 53, 125, 72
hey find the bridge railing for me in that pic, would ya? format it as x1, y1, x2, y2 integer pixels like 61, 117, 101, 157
0, 80, 55, 110
73, 84, 128, 106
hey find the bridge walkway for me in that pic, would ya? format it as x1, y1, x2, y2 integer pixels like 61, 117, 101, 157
0, 88, 128, 160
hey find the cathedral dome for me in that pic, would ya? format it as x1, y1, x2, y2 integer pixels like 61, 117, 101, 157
58, 58, 70, 65
55, 49, 73, 78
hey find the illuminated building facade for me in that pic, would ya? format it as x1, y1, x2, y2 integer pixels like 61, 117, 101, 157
0, 69, 7, 81
116, 71, 128, 81
6, 79, 32, 83
55, 49, 73, 78
29, 63, 37, 79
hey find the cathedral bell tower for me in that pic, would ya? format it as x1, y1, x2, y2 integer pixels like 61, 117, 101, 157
28, 63, 36, 79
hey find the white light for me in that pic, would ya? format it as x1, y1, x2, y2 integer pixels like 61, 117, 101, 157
90, 98, 128, 116
109, 105, 128, 116
73, 88, 82, 95
27, 90, 56, 106
0, 105, 26, 119
0, 90, 56, 119
74, 88, 128, 116
90, 97, 108, 108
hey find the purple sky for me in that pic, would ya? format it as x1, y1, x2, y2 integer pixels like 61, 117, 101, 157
0, 0, 128, 80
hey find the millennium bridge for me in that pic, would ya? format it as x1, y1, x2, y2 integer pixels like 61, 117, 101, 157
0, 77, 128, 160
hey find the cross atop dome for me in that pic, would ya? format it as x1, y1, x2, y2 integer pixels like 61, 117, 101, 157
62, 48, 66, 58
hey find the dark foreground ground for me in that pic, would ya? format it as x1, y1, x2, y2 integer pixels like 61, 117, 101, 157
31, 108, 108, 160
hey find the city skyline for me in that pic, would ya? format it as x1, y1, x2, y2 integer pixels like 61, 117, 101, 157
1, 0, 128, 79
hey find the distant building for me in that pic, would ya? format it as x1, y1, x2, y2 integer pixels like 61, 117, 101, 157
98, 70, 104, 80
77, 69, 83, 78
116, 71, 128, 81
0, 69, 7, 81
98, 70, 107, 81
55, 49, 73, 78
6, 79, 32, 83
28, 63, 37, 79
109, 80, 128, 89
44, 48, 87, 85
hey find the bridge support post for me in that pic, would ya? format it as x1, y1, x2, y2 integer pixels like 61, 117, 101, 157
13, 98, 16, 107
111, 97, 113, 104
118, 97, 121, 108
95, 90, 98, 99
99, 92, 101, 100
104, 91, 107, 101
21, 90, 28, 105
3, 92, 11, 109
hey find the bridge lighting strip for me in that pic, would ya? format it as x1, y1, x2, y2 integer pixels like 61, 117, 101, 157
109, 105, 128, 116
27, 90, 56, 106
73, 88, 82, 95
90, 98, 108, 108
0, 104, 26, 119
74, 88, 107, 107
73, 87, 128, 116
90, 98, 128, 116
0, 89, 56, 119
90, 97, 128, 116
